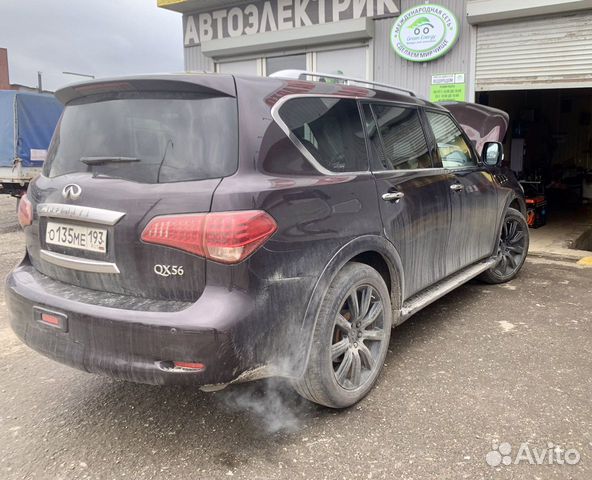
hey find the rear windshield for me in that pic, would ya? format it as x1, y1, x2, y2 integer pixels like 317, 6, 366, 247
44, 92, 238, 183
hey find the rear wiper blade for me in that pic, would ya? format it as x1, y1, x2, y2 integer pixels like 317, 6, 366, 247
81, 156, 140, 165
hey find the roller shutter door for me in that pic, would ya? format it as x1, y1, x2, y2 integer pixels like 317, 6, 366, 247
476, 12, 592, 91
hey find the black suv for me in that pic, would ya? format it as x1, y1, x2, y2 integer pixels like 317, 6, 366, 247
6, 72, 528, 408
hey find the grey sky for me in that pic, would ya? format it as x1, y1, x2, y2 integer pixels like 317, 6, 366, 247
0, 0, 183, 91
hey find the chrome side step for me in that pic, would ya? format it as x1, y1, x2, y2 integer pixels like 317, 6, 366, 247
398, 257, 498, 323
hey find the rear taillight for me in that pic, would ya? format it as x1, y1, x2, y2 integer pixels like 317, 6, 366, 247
141, 210, 277, 264
17, 194, 32, 228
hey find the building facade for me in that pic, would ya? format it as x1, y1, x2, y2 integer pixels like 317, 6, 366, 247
159, 0, 592, 99
160, 0, 592, 242
159, 0, 474, 99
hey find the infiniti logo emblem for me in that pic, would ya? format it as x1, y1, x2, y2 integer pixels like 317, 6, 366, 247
62, 184, 82, 201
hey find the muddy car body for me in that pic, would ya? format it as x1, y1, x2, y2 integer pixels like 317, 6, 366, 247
6, 73, 528, 407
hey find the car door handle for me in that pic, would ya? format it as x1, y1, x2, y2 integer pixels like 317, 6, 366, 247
382, 192, 405, 201
450, 184, 464, 192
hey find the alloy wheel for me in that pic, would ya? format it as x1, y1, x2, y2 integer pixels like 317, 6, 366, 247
331, 285, 386, 390
494, 217, 527, 277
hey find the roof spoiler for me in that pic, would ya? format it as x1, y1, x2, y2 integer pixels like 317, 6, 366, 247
55, 74, 236, 105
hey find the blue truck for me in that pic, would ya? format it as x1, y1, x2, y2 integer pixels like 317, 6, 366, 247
0, 90, 63, 198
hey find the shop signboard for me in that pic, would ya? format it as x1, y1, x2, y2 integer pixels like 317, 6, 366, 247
429, 73, 466, 102
391, 4, 459, 62
183, 0, 399, 46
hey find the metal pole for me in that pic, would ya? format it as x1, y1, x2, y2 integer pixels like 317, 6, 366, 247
37, 71, 42, 92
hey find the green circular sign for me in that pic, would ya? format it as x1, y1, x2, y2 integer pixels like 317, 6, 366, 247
391, 4, 459, 62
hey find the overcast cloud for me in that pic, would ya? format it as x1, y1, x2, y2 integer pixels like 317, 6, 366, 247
0, 0, 184, 91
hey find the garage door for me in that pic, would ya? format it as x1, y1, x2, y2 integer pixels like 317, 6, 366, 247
476, 12, 592, 91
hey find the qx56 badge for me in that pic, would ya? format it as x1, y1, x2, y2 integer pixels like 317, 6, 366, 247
154, 265, 185, 277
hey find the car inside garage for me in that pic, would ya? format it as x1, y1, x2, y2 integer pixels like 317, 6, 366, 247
477, 88, 592, 252
473, 10, 592, 255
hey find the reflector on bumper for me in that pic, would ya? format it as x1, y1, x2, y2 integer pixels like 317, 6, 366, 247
34, 307, 68, 332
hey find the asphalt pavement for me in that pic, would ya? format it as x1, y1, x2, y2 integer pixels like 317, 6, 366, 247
1, 194, 592, 480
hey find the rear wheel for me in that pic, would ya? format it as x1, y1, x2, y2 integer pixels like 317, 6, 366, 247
479, 207, 529, 284
293, 262, 392, 408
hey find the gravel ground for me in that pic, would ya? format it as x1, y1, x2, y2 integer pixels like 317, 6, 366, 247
0, 195, 18, 235
1, 193, 592, 480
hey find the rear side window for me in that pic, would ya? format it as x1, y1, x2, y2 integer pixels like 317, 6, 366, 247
425, 110, 477, 169
277, 97, 368, 172
364, 103, 432, 170
45, 92, 238, 183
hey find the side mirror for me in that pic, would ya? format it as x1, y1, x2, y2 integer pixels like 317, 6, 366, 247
482, 141, 504, 166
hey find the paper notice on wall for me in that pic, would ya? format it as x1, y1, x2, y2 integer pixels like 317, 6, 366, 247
430, 84, 466, 102
30, 149, 48, 162
429, 73, 466, 102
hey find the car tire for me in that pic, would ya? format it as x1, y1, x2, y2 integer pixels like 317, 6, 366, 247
293, 262, 392, 408
479, 207, 529, 284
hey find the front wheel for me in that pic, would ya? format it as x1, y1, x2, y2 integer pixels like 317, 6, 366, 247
293, 262, 392, 408
479, 207, 529, 284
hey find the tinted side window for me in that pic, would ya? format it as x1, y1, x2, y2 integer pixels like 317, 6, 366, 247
426, 111, 477, 168
364, 103, 432, 170
278, 97, 368, 172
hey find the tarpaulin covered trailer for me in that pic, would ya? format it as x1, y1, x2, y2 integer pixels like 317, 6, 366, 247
0, 90, 63, 196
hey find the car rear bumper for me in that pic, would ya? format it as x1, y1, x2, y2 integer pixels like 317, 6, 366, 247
5, 262, 256, 387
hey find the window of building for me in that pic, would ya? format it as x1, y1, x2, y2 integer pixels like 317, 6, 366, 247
214, 45, 368, 78
364, 103, 432, 170
425, 111, 477, 169
278, 97, 368, 172
266, 53, 307, 75
315, 47, 367, 80
217, 59, 258, 75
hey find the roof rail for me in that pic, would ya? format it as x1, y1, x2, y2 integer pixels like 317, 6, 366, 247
269, 69, 416, 97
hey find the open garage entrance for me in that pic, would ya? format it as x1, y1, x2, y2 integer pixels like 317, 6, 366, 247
477, 89, 592, 254
473, 11, 592, 258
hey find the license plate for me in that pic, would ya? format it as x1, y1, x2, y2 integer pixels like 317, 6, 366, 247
46, 221, 107, 253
